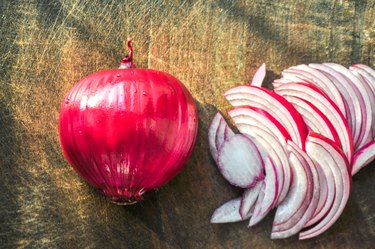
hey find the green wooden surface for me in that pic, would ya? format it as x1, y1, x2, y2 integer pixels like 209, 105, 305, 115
0, 0, 374, 248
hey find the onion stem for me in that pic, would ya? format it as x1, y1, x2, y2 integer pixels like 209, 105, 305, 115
119, 38, 135, 69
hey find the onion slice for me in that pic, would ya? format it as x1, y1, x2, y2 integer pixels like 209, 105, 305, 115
271, 152, 308, 227
274, 82, 353, 163
211, 197, 251, 223
271, 143, 313, 239
215, 118, 227, 150
240, 181, 262, 219
281, 96, 341, 146
229, 106, 291, 145
251, 63, 266, 87
304, 160, 330, 228
224, 122, 235, 140
282, 65, 347, 116
309, 63, 362, 147
300, 133, 351, 240
352, 141, 375, 175
271, 141, 319, 239
273, 78, 295, 88
208, 113, 224, 160
208, 113, 234, 161
351, 64, 375, 78
217, 134, 264, 188
324, 63, 372, 150
235, 124, 290, 206
249, 157, 278, 226
224, 86, 308, 149
349, 66, 375, 142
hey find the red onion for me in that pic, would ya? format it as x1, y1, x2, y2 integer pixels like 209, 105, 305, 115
209, 63, 375, 240
59, 39, 198, 204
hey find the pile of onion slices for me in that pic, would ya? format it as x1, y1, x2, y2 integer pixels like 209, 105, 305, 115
209, 63, 375, 239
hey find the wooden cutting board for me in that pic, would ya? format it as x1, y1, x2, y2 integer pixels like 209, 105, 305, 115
0, 0, 374, 248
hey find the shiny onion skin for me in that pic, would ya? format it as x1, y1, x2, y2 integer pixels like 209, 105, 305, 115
59, 40, 198, 204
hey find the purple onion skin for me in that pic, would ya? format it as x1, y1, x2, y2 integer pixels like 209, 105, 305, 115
59, 65, 198, 204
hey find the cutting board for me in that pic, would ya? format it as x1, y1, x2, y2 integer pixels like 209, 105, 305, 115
0, 0, 374, 248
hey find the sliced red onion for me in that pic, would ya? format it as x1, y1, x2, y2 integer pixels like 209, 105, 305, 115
229, 106, 291, 145
208, 113, 233, 161
240, 181, 262, 219
300, 133, 351, 240
304, 159, 330, 228
224, 86, 308, 149
251, 63, 266, 87
271, 142, 320, 239
236, 124, 290, 206
249, 157, 278, 226
309, 63, 362, 147
271, 141, 320, 239
211, 197, 251, 223
282, 65, 347, 117
281, 72, 307, 83
273, 78, 296, 88
349, 66, 375, 143
209, 63, 375, 239
350, 64, 375, 80
324, 63, 372, 150
217, 134, 264, 188
352, 141, 375, 175
271, 143, 310, 232
349, 66, 375, 99
274, 82, 353, 163
215, 118, 227, 150
282, 95, 341, 146
224, 122, 235, 140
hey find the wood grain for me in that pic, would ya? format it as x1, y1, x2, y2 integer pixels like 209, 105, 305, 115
0, 0, 374, 248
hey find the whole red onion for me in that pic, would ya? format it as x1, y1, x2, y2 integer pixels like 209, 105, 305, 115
59, 40, 198, 204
